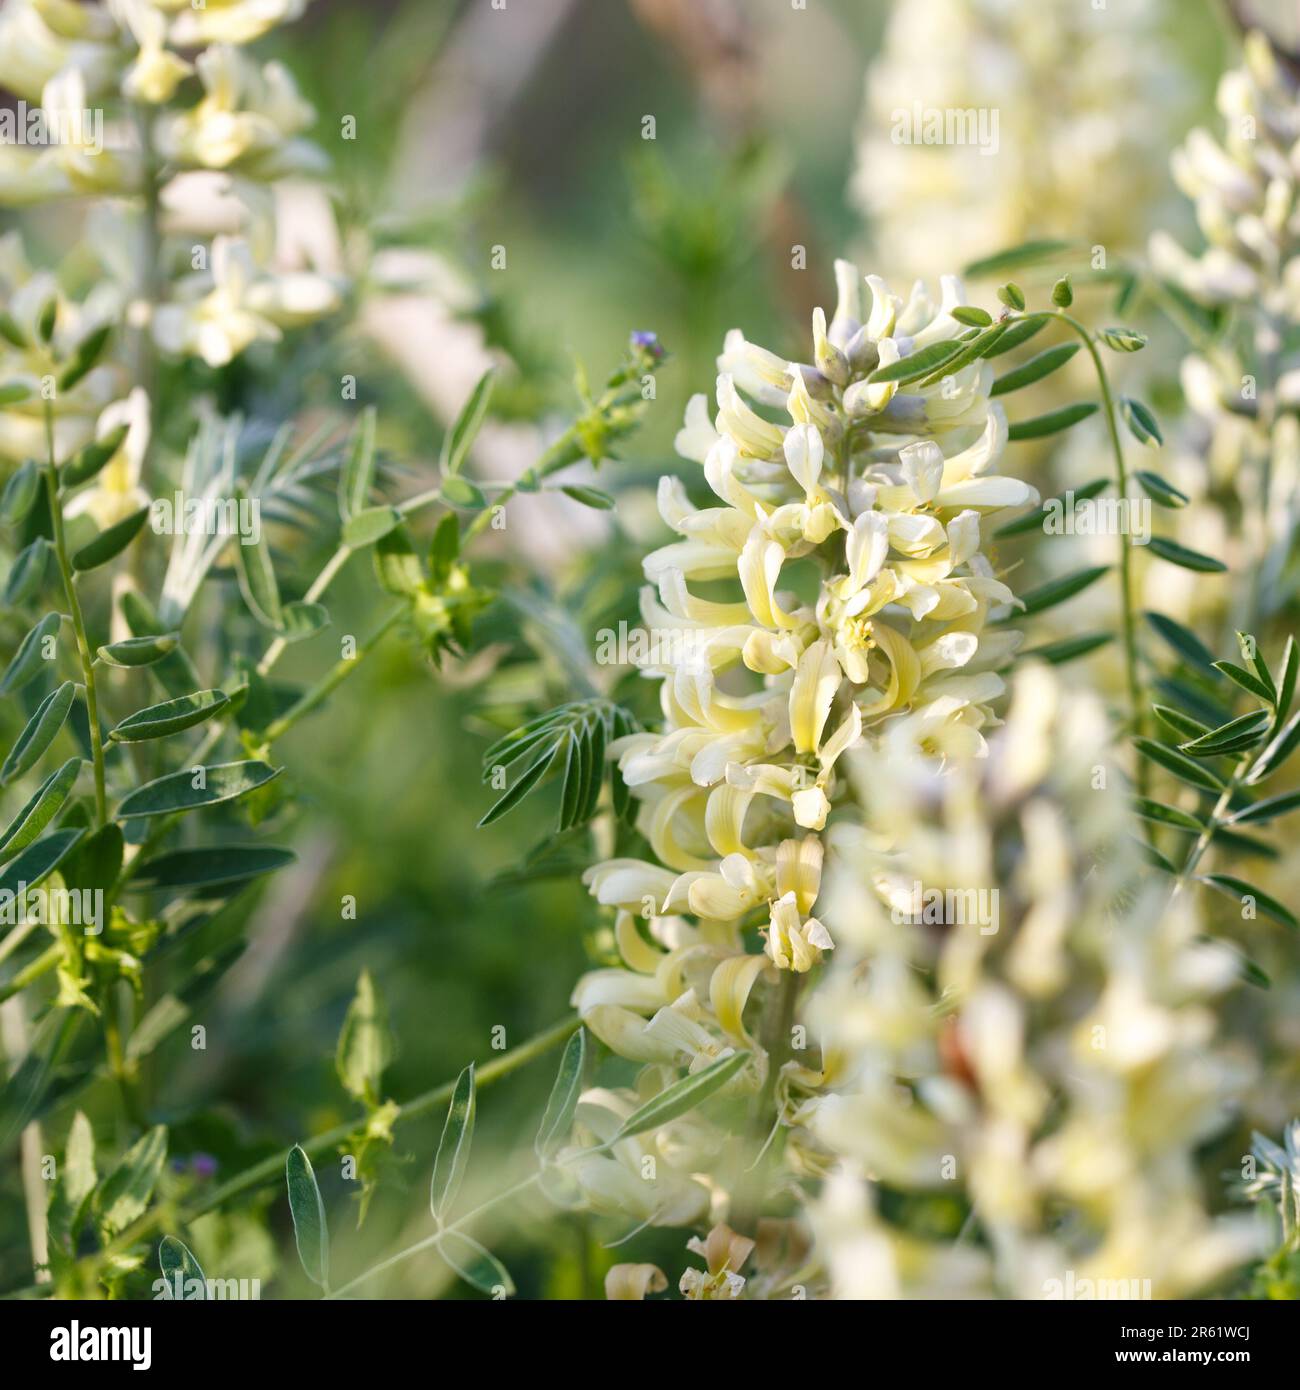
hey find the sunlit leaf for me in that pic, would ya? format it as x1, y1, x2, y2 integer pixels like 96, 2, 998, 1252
1, 680, 75, 785
614, 1051, 750, 1140
430, 1063, 475, 1221
116, 760, 281, 819
109, 689, 229, 743
286, 1144, 329, 1289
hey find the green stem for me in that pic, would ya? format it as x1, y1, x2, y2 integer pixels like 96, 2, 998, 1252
1049, 311, 1147, 799
262, 606, 404, 745
43, 403, 108, 827
1170, 750, 1252, 898
325, 1170, 544, 1300
77, 1014, 578, 1279
731, 969, 799, 1235
0, 944, 60, 1005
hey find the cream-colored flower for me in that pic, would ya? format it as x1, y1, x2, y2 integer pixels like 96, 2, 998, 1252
151, 235, 339, 367
154, 44, 325, 179
63, 387, 150, 528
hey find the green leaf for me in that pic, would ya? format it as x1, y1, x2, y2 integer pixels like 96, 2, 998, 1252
1178, 708, 1270, 757
64, 1111, 97, 1211
61, 822, 122, 898
1121, 397, 1163, 447
1273, 636, 1297, 719
1199, 875, 1297, 930
535, 1028, 585, 1161
441, 368, 496, 477
1, 612, 61, 696
951, 305, 992, 327
428, 513, 460, 583
1131, 798, 1204, 832
97, 633, 179, 668
336, 969, 393, 1105
1, 459, 40, 525
119, 591, 202, 699
57, 323, 113, 392
286, 1144, 330, 1288
158, 1236, 207, 1299
615, 1051, 751, 1140
1, 680, 75, 785
1098, 325, 1147, 352
866, 340, 964, 386
1227, 789, 1300, 827
1152, 704, 1210, 742
70, 506, 148, 571
0, 827, 83, 898
116, 760, 282, 819
1246, 710, 1300, 785
1238, 632, 1276, 702
914, 322, 1008, 387
37, 297, 57, 343
109, 689, 229, 743
982, 314, 1050, 358
1021, 632, 1112, 665
963, 239, 1074, 277
1133, 736, 1224, 793
477, 742, 560, 827
437, 1230, 514, 1298
234, 508, 282, 628
1144, 611, 1215, 669
0, 757, 82, 863
1146, 536, 1225, 573
0, 382, 29, 405
277, 600, 329, 643
989, 343, 1079, 396
1007, 402, 1099, 440
1135, 471, 1187, 508
339, 404, 378, 521
439, 476, 488, 510
60, 426, 129, 489
560, 484, 615, 510
374, 525, 424, 597
1017, 565, 1109, 616
430, 1062, 476, 1221
341, 505, 401, 549
95, 1125, 168, 1237
1212, 662, 1273, 704
997, 283, 1026, 310
478, 700, 634, 832
128, 844, 295, 891
3, 538, 48, 608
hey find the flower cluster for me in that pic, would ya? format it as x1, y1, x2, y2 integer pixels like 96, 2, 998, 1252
853, 0, 1183, 283
569, 259, 1037, 1234
1151, 31, 1300, 314
805, 664, 1259, 1298
0, 0, 340, 476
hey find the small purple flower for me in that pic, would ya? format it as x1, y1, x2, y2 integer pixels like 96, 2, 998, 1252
631, 330, 664, 359
191, 1152, 219, 1180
